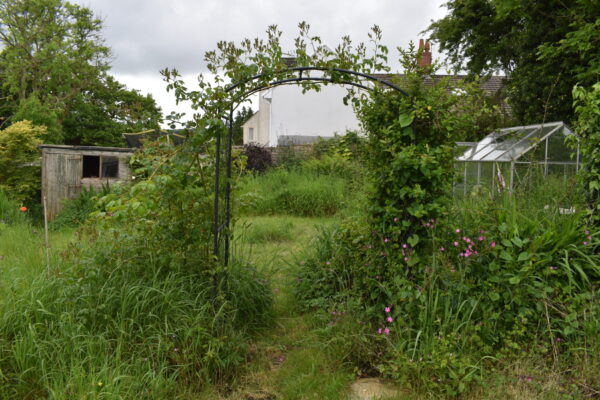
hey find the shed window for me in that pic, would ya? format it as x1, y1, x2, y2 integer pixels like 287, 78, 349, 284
82, 155, 119, 178
83, 156, 100, 177
102, 157, 119, 178
248, 127, 254, 141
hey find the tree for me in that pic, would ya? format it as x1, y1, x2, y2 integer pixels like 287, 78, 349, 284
62, 75, 162, 146
427, 0, 600, 124
0, 0, 162, 145
232, 106, 253, 145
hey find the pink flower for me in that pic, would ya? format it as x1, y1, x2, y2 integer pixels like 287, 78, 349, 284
394, 217, 399, 222
526, 377, 533, 383
478, 236, 485, 241
387, 316, 393, 323
555, 337, 562, 342
384, 327, 390, 335
455, 228, 461, 233
490, 242, 496, 248
585, 230, 590, 235
384, 238, 389, 243
402, 244, 408, 249
326, 261, 331, 265
439, 247, 445, 252
384, 307, 391, 313
583, 241, 588, 245
378, 328, 382, 334
453, 241, 459, 247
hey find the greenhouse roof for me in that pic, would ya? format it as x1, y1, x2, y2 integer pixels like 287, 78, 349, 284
457, 121, 574, 162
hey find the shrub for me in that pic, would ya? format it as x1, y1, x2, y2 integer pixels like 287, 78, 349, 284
49, 187, 107, 230
296, 190, 600, 395
242, 143, 273, 173
0, 120, 46, 207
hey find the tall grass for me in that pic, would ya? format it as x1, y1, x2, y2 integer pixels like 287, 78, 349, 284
0, 205, 273, 398
237, 168, 348, 217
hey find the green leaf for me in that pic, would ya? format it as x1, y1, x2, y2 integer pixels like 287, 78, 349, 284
517, 252, 531, 261
398, 114, 414, 128
508, 276, 521, 285
500, 251, 513, 261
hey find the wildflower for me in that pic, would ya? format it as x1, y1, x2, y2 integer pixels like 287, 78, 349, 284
585, 230, 590, 235
479, 229, 486, 234
97, 381, 104, 387
378, 328, 382, 334
384, 238, 389, 243
455, 228, 461, 233
587, 235, 592, 240
19, 206, 27, 212
173, 347, 179, 352
526, 377, 533, 383
384, 327, 390, 335
453, 241, 459, 247
387, 316, 393, 323
549, 266, 557, 270
404, 257, 409, 261
384, 307, 391, 313
332, 311, 337, 315
439, 247, 445, 252
478, 236, 485, 241
326, 261, 331, 265
402, 243, 408, 249
490, 242, 496, 248
394, 217, 399, 222
555, 337, 562, 342
583, 241, 588, 245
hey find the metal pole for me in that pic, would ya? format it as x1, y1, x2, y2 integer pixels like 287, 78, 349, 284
213, 120, 222, 259
224, 106, 234, 266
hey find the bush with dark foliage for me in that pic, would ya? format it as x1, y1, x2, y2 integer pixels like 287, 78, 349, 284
242, 143, 272, 173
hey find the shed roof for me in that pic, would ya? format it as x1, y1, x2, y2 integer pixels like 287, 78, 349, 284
39, 144, 135, 153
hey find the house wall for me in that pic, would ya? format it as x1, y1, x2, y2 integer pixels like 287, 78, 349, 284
40, 145, 134, 220
243, 85, 360, 146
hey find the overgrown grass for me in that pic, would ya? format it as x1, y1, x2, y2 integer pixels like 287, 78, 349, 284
237, 168, 348, 217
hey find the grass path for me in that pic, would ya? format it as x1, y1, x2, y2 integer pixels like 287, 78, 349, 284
197, 216, 354, 400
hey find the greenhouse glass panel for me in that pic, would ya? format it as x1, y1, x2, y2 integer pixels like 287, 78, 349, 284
454, 122, 579, 195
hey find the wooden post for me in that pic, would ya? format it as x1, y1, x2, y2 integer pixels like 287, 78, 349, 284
43, 195, 50, 272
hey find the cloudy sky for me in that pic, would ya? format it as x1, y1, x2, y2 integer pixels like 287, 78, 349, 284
73, 0, 449, 122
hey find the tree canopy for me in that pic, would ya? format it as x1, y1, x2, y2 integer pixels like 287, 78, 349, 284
0, 0, 162, 145
427, 0, 600, 124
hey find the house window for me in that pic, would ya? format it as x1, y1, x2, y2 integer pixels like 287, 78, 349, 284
82, 155, 119, 178
248, 127, 254, 141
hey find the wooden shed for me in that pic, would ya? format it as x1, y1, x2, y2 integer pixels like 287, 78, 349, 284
39, 144, 135, 220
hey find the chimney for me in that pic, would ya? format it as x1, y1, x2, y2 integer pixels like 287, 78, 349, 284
418, 39, 432, 67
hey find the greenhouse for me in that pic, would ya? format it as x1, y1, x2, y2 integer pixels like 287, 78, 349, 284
454, 121, 580, 195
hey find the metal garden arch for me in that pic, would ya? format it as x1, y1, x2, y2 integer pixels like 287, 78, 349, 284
213, 66, 410, 266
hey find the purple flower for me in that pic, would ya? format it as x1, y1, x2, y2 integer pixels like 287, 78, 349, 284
387, 316, 393, 323
384, 327, 390, 335
384, 238, 390, 243
384, 307, 391, 313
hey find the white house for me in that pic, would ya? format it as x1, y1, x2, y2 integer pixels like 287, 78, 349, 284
243, 41, 507, 147
242, 84, 361, 146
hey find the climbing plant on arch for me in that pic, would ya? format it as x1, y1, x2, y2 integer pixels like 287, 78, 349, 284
161, 23, 493, 273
